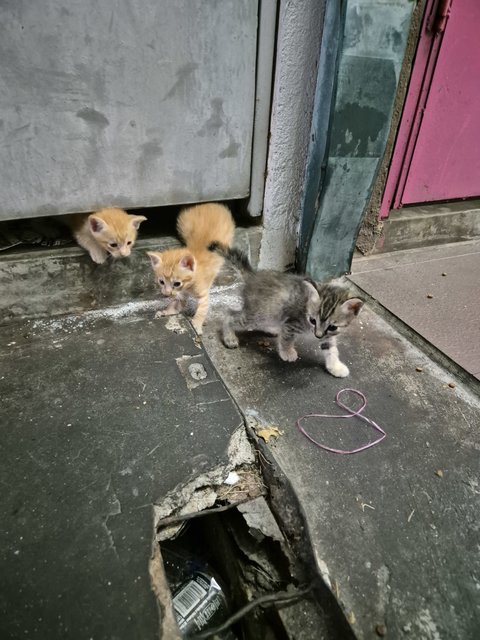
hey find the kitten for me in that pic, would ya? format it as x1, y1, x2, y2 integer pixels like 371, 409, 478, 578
210, 246, 363, 377
147, 203, 235, 335
66, 208, 147, 263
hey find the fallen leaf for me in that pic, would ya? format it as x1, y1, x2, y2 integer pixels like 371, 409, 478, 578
255, 425, 282, 443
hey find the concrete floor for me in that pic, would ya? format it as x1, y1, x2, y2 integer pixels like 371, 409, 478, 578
203, 281, 480, 640
1, 240, 480, 640
350, 239, 480, 379
0, 308, 245, 639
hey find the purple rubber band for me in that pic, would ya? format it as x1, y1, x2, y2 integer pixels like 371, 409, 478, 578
296, 388, 386, 454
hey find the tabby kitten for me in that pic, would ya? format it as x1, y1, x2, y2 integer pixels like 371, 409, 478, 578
210, 246, 363, 377
147, 203, 235, 334
66, 207, 147, 264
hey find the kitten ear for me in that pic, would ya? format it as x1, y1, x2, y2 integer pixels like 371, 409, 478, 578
341, 298, 364, 317
147, 251, 162, 268
303, 279, 320, 304
89, 216, 105, 234
131, 215, 147, 229
180, 254, 195, 271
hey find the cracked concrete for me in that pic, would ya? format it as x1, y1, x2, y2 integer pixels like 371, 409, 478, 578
0, 308, 244, 638
203, 282, 480, 639
154, 427, 256, 541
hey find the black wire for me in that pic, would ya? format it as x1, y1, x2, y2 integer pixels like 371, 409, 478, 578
190, 584, 314, 639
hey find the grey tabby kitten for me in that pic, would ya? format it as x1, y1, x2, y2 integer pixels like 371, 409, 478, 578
209, 245, 363, 377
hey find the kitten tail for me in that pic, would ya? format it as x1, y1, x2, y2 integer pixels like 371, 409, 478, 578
208, 243, 254, 274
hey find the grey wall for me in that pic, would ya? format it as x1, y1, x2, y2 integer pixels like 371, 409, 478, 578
0, 0, 258, 221
305, 0, 415, 280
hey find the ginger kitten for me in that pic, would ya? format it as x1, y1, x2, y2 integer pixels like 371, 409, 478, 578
66, 207, 147, 263
210, 246, 363, 377
147, 203, 235, 334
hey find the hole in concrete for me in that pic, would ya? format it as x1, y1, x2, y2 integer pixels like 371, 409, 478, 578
158, 496, 310, 639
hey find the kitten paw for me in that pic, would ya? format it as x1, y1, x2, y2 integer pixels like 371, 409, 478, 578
155, 308, 178, 318
223, 334, 239, 349
191, 321, 203, 335
90, 251, 108, 264
327, 362, 349, 378
279, 347, 298, 362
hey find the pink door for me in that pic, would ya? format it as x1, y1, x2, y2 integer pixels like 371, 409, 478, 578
381, 0, 480, 216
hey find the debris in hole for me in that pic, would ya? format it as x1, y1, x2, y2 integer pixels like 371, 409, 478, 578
159, 493, 317, 639
237, 496, 284, 543
224, 471, 240, 486
162, 547, 235, 639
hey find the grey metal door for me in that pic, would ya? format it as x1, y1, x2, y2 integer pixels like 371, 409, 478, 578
0, 0, 259, 220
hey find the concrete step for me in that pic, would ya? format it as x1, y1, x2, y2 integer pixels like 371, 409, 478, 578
0, 226, 261, 324
376, 200, 480, 252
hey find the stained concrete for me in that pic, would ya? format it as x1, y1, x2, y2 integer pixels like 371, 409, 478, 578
0, 226, 261, 324
0, 309, 244, 639
204, 284, 480, 639
350, 240, 480, 379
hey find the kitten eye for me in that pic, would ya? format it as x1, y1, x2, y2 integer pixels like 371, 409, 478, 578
127, 241, 132, 246
158, 279, 165, 285
309, 317, 317, 326
108, 242, 118, 248
173, 281, 181, 288
327, 324, 337, 332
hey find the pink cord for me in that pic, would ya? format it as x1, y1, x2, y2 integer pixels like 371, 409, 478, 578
296, 388, 386, 454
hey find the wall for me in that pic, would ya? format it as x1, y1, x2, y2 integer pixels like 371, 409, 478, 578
259, 0, 326, 270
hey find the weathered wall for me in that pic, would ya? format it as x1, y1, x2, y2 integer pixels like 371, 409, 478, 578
0, 0, 257, 221
259, 0, 326, 270
305, 0, 415, 280
357, 0, 427, 254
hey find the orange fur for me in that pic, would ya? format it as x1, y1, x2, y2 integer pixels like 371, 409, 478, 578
147, 203, 235, 334
66, 207, 146, 263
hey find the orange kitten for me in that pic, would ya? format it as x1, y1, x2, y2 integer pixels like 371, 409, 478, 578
147, 203, 235, 334
66, 207, 147, 263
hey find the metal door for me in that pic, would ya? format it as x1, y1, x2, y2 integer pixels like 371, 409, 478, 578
0, 0, 259, 220
381, 0, 480, 216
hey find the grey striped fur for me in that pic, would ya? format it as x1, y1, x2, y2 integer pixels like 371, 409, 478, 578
215, 247, 363, 376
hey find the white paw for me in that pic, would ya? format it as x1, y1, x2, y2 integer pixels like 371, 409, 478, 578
279, 347, 298, 362
327, 362, 349, 378
192, 321, 203, 335
223, 334, 239, 349
90, 251, 107, 264
154, 309, 168, 318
